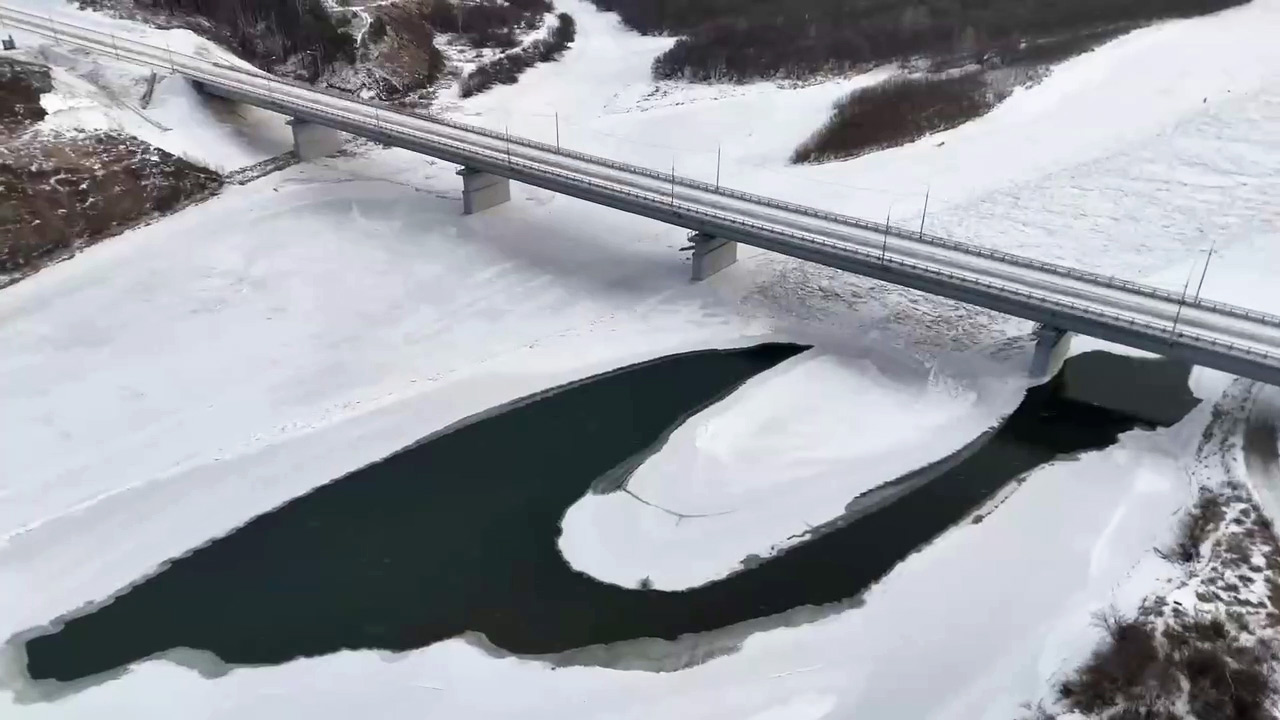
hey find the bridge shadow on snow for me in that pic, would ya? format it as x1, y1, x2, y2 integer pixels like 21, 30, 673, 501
17, 345, 1199, 685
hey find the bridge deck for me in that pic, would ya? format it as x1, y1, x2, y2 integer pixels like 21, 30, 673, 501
5, 5, 1280, 384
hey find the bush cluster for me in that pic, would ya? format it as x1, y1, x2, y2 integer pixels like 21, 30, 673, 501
460, 13, 577, 98
1057, 610, 1277, 720
417, 0, 552, 48
585, 0, 1249, 81
791, 72, 996, 163
136, 0, 355, 73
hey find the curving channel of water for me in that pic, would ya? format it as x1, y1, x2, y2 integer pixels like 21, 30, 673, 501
18, 344, 1199, 685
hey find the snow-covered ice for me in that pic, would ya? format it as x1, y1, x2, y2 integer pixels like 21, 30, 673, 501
560, 346, 1027, 590
2, 0, 1280, 716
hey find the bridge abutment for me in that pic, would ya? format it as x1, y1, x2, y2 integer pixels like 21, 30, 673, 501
288, 118, 345, 161
457, 167, 511, 215
690, 232, 737, 281
1030, 324, 1073, 381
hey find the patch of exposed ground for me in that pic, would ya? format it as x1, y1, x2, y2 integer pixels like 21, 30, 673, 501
1, 131, 222, 286
325, 0, 449, 102
0, 58, 53, 135
326, 0, 572, 103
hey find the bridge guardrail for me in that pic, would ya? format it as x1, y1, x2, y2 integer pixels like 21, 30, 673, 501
15, 8, 1280, 324
229, 77, 1280, 365
423, 119, 1280, 326
394, 106, 1280, 326
9, 7, 1280, 365
13, 6, 1277, 326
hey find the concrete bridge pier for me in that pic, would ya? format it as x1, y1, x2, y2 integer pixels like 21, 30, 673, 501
288, 118, 345, 161
690, 232, 738, 281
457, 167, 511, 215
1030, 324, 1073, 381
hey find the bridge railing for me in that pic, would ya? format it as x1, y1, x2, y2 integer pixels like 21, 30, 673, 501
10, 7, 1280, 339
393, 108, 1280, 326
18, 6, 1278, 325
255, 77, 1280, 366
318, 103, 1280, 326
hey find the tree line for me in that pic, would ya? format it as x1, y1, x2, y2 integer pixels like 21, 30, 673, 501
414, 0, 553, 48
136, 0, 354, 73
791, 72, 997, 163
586, 0, 1250, 81
460, 13, 577, 97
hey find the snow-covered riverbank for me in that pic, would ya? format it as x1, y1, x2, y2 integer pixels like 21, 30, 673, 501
2, 0, 1279, 715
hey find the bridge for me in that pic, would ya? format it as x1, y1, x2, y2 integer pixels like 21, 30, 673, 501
5, 5, 1280, 385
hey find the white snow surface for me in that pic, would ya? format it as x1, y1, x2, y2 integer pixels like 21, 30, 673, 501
1, 0, 1279, 716
33, 58, 293, 171
454, 0, 1280, 238
560, 347, 1026, 590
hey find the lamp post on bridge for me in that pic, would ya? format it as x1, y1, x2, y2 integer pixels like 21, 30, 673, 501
1194, 239, 1216, 304
1171, 262, 1196, 339
881, 202, 895, 264
715, 145, 721, 191
917, 186, 931, 239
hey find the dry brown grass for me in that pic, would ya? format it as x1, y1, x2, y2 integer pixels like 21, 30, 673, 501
1, 132, 221, 281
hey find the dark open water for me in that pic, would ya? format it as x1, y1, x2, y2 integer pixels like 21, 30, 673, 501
22, 345, 1199, 683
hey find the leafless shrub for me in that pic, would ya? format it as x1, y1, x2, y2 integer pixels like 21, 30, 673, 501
791, 72, 999, 164
421, 0, 551, 48
1181, 640, 1276, 720
1058, 610, 1278, 720
1017, 701, 1056, 720
459, 13, 577, 98
0, 59, 53, 135
1165, 490, 1227, 565
1268, 580, 1280, 612
132, 0, 355, 76
1059, 613, 1173, 715
588, 0, 1251, 82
